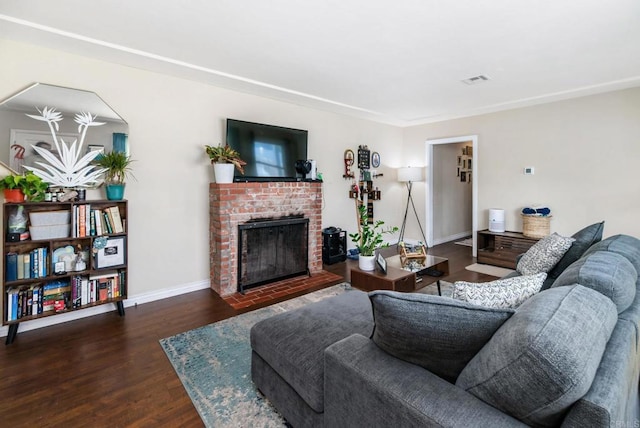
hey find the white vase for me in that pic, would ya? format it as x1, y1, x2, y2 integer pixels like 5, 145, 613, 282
213, 163, 235, 183
358, 254, 376, 271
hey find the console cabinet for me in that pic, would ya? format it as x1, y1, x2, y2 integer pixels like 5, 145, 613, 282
2, 200, 128, 344
476, 230, 539, 269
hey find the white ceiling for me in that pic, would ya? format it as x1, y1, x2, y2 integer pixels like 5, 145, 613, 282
1, 0, 639, 126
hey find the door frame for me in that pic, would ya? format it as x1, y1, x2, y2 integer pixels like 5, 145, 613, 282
425, 135, 478, 256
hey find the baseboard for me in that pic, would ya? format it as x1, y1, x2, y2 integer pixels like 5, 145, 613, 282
432, 231, 472, 246
0, 279, 211, 338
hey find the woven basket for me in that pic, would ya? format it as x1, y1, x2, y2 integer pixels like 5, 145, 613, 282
522, 215, 551, 238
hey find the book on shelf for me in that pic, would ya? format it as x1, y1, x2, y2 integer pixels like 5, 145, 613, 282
78, 205, 86, 237
107, 206, 124, 233
5, 252, 18, 282
93, 209, 103, 236
102, 211, 113, 234
22, 254, 30, 279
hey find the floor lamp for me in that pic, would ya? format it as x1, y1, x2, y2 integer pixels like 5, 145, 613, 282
397, 166, 427, 246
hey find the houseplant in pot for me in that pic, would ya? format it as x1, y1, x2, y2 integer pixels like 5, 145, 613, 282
205, 144, 246, 183
95, 151, 134, 200
0, 172, 48, 202
0, 173, 26, 202
349, 204, 398, 271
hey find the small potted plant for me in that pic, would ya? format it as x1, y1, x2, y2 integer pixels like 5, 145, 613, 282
205, 144, 246, 183
0, 172, 48, 202
95, 151, 135, 200
349, 204, 398, 271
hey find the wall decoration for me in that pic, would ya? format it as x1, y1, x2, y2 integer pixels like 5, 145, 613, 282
343, 149, 355, 178
22, 107, 107, 187
371, 152, 380, 168
357, 145, 370, 169
460, 171, 467, 182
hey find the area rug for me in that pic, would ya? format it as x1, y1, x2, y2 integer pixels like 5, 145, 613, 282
454, 238, 473, 247
159, 283, 352, 427
465, 263, 514, 277
416, 280, 453, 297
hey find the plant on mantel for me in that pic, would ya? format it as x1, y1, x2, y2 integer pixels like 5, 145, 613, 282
205, 144, 246, 174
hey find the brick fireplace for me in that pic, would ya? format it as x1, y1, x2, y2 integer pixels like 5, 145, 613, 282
209, 181, 323, 297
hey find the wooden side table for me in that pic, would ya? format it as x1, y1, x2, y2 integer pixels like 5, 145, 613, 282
477, 230, 539, 269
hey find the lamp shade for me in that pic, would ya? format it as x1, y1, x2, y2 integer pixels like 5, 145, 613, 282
397, 167, 423, 182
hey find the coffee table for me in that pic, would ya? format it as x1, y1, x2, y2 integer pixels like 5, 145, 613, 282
350, 254, 449, 294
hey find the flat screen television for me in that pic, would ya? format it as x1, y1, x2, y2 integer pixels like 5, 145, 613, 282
226, 119, 308, 182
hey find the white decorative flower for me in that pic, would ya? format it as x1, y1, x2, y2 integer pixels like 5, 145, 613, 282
26, 106, 63, 132
23, 106, 107, 187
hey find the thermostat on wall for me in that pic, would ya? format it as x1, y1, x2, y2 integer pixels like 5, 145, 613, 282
524, 167, 535, 175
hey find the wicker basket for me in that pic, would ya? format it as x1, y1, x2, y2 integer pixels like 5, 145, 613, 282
522, 215, 551, 238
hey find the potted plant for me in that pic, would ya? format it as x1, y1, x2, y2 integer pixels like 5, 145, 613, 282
95, 151, 135, 200
349, 204, 398, 271
205, 144, 246, 184
0, 172, 48, 202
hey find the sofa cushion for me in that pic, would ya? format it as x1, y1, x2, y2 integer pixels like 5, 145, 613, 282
452, 273, 546, 309
552, 251, 637, 314
546, 221, 604, 283
583, 234, 640, 274
456, 285, 618, 427
517, 232, 575, 275
369, 291, 515, 383
250, 289, 373, 413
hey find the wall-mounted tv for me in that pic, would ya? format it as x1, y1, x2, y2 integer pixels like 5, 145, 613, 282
226, 119, 308, 182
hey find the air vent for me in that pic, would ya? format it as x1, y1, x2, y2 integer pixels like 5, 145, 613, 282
461, 75, 491, 85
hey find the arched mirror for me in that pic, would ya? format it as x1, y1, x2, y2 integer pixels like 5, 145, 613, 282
0, 83, 128, 176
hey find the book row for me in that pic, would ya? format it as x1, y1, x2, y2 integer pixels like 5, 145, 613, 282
5, 247, 48, 281
5, 271, 125, 322
73, 205, 124, 238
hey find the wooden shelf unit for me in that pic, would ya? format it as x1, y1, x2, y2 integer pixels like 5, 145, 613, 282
2, 199, 128, 344
476, 230, 539, 269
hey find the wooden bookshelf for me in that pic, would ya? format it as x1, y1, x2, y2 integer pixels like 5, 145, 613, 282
2, 199, 128, 344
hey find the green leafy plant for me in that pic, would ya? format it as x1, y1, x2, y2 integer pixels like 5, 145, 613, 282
0, 172, 48, 201
95, 151, 135, 185
205, 144, 246, 174
349, 204, 398, 256
0, 174, 24, 191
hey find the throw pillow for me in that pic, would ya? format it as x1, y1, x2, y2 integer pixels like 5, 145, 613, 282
456, 285, 618, 427
517, 232, 575, 275
452, 272, 546, 309
552, 251, 637, 314
546, 221, 605, 283
369, 291, 515, 383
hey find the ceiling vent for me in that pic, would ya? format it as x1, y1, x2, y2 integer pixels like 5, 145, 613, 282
461, 75, 490, 85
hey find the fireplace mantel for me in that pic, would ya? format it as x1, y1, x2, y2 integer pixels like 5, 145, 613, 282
209, 181, 323, 297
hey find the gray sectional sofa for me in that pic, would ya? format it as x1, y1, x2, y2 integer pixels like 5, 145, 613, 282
250, 232, 640, 427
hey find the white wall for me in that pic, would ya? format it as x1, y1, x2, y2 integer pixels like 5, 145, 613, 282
0, 39, 404, 304
404, 87, 640, 239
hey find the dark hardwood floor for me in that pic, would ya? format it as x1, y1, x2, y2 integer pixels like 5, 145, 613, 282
0, 240, 495, 427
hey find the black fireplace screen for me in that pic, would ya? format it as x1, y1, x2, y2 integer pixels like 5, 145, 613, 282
237, 216, 309, 293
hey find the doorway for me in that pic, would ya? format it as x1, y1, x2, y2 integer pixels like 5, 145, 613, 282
425, 135, 478, 256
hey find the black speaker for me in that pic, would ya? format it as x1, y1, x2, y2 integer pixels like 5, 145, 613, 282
322, 228, 347, 265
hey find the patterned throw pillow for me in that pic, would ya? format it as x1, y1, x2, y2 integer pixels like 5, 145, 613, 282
452, 273, 547, 309
517, 232, 575, 275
